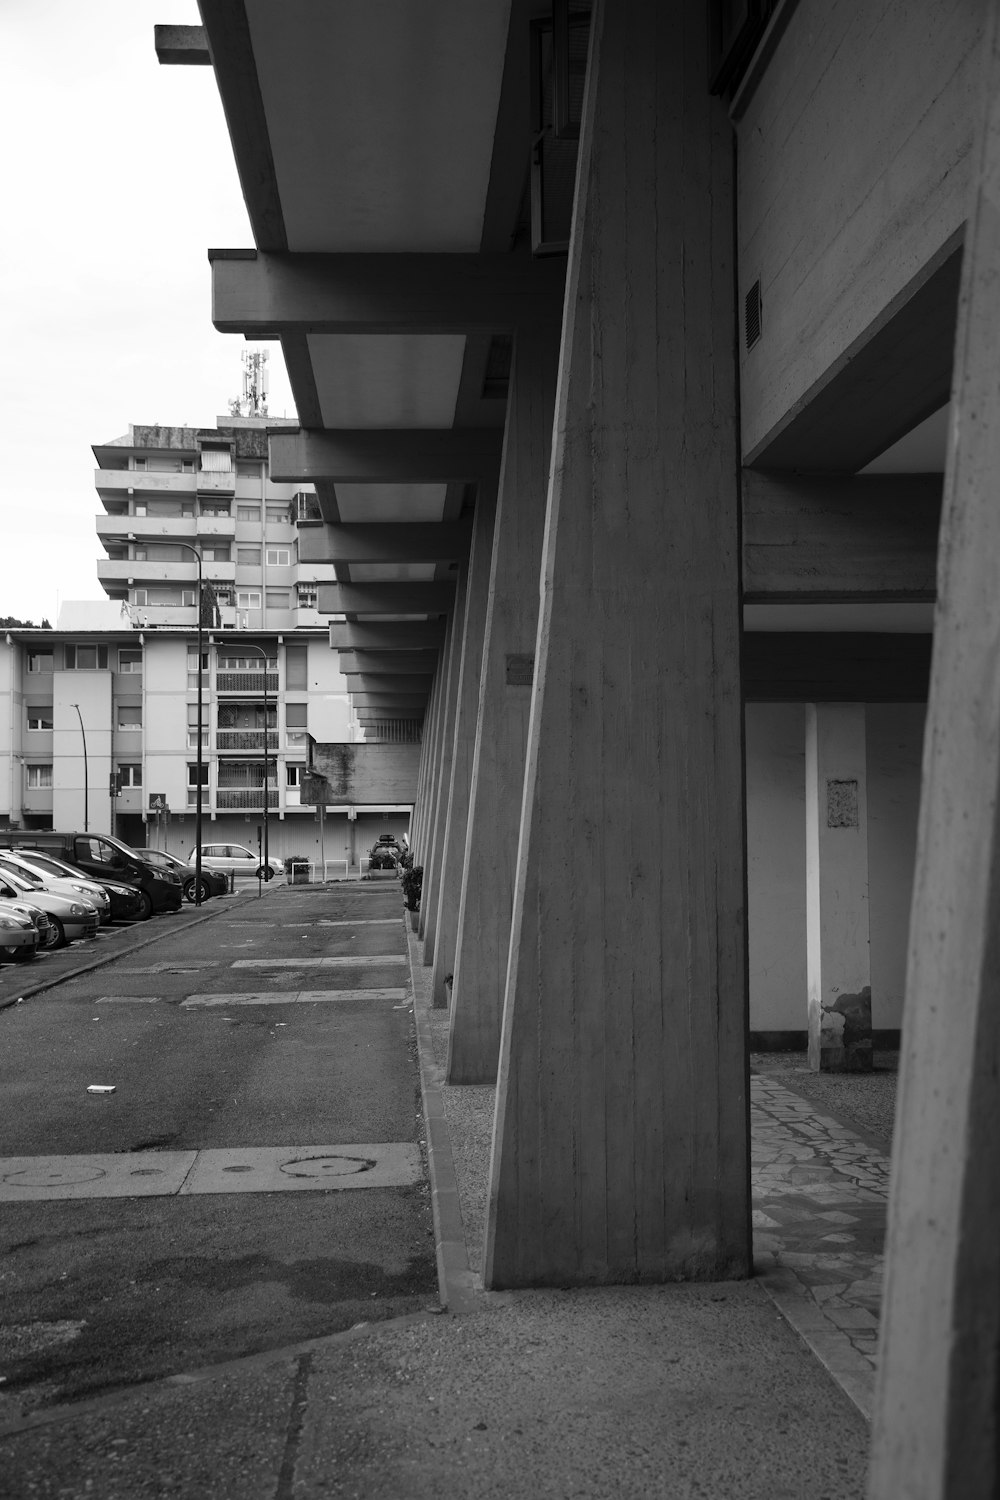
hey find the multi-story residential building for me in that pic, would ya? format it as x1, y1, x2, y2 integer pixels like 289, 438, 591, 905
0, 620, 410, 870
94, 417, 329, 633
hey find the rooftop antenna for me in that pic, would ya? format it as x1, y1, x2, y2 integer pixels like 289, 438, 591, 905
228, 348, 269, 417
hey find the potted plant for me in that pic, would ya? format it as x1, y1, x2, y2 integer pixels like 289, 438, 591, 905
284, 854, 311, 884
401, 864, 422, 931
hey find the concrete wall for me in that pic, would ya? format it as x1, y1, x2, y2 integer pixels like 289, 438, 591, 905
746, 701, 926, 1035
306, 743, 419, 804
52, 672, 113, 834
737, 0, 982, 458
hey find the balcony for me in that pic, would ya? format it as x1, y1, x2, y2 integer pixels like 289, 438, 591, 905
97, 514, 236, 545
215, 789, 279, 810
97, 560, 237, 587
196, 471, 236, 496
95, 469, 197, 501
216, 731, 279, 752
216, 672, 279, 693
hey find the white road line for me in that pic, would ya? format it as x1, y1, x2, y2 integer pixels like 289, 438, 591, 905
0, 1144, 421, 1201
96, 996, 162, 1004
232, 955, 406, 969
301, 919, 401, 927
182, 989, 407, 1007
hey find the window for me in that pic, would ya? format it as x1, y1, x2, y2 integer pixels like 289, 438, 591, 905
295, 492, 321, 522
237, 546, 261, 566
119, 763, 142, 788
286, 702, 307, 745
236, 591, 261, 611
182, 460, 194, 473
26, 765, 53, 789
26, 651, 53, 674
187, 650, 209, 671
217, 652, 277, 670
181, 590, 197, 609
266, 505, 290, 524
203, 544, 231, 562
199, 447, 232, 473
296, 585, 318, 610
26, 711, 53, 731
133, 458, 147, 472
132, 589, 147, 607
117, 705, 142, 730
187, 701, 208, 747
237, 505, 259, 522
187, 763, 209, 787
66, 644, 110, 670
200, 504, 231, 518
265, 547, 291, 566
118, 649, 143, 674
134, 501, 147, 516
133, 546, 148, 561
265, 589, 290, 609
286, 763, 305, 787
285, 643, 308, 689
180, 501, 195, 517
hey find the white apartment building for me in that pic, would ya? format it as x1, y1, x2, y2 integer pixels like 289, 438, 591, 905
0, 418, 413, 871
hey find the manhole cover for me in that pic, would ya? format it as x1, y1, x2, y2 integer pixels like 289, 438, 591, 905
4, 1164, 106, 1188
279, 1154, 374, 1179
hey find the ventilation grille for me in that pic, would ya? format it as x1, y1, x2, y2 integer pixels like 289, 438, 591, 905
745, 280, 762, 350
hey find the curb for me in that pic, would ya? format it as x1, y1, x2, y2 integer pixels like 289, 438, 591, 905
407, 929, 479, 1315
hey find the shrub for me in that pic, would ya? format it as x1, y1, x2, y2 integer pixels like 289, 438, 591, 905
401, 864, 423, 911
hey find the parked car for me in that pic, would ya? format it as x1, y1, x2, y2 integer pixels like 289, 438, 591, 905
0, 851, 111, 925
0, 832, 182, 919
142, 848, 228, 903
0, 870, 98, 948
9, 848, 144, 923
0, 902, 41, 962
188, 844, 284, 880
368, 834, 403, 871
0, 897, 53, 954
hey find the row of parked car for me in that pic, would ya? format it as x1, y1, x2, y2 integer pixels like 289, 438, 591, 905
0, 831, 291, 966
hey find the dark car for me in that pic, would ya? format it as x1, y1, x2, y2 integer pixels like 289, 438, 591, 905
368, 834, 402, 871
0, 832, 182, 919
142, 848, 229, 903
12, 847, 144, 922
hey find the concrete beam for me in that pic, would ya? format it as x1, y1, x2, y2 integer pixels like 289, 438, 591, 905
154, 24, 210, 64
210, 249, 567, 336
308, 522, 473, 565
329, 622, 447, 652
269, 430, 503, 484
743, 471, 941, 601
338, 652, 440, 676
743, 633, 932, 701
349, 694, 430, 710
317, 582, 455, 615
350, 675, 433, 696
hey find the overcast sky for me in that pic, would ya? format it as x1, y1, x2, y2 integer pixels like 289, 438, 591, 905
0, 0, 295, 626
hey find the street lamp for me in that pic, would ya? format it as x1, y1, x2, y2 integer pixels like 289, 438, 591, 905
70, 703, 88, 832
129, 534, 205, 904
219, 639, 272, 887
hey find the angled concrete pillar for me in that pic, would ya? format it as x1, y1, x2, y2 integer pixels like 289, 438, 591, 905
448, 324, 560, 1081
431, 483, 498, 1006
805, 704, 873, 1072
414, 626, 453, 865
411, 667, 442, 859
484, 0, 749, 1288
420, 562, 468, 956
869, 12, 1000, 1497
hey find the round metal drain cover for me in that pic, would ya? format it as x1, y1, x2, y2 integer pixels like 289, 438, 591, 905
279, 1153, 374, 1179
5, 1164, 106, 1188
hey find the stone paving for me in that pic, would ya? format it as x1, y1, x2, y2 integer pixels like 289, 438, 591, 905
750, 1071, 889, 1417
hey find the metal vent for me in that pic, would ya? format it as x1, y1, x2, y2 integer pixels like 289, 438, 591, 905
745, 280, 762, 350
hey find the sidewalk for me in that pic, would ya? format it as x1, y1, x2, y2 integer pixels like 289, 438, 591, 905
0, 926, 882, 1498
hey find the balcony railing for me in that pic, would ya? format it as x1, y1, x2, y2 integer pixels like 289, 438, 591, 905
215, 789, 280, 810
216, 672, 279, 693
216, 731, 279, 751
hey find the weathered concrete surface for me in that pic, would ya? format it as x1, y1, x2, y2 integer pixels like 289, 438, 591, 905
448, 323, 559, 1081
486, 0, 749, 1287
420, 565, 467, 956
303, 742, 420, 805
869, 11, 1000, 1497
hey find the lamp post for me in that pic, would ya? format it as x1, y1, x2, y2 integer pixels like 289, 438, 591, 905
129, 534, 205, 904
70, 703, 89, 832
219, 640, 271, 889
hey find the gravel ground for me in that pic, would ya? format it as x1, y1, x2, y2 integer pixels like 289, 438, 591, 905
751, 1050, 899, 1149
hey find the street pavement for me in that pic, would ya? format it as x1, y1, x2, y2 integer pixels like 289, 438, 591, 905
0, 881, 436, 1419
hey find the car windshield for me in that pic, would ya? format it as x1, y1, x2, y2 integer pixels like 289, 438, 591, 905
14, 852, 72, 879
0, 868, 34, 891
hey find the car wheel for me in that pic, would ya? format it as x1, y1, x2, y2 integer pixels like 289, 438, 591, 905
46, 917, 66, 949
135, 891, 153, 921
190, 879, 212, 904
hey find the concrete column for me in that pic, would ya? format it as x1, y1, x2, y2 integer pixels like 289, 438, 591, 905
419, 561, 468, 956
431, 483, 498, 1006
805, 704, 873, 1072
869, 11, 1000, 1496
414, 631, 451, 866
448, 324, 560, 1082
410, 669, 441, 859
484, 0, 749, 1289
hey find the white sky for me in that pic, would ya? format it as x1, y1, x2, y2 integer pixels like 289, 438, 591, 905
0, 0, 295, 626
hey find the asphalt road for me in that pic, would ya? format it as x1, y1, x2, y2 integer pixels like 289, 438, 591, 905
0, 881, 436, 1419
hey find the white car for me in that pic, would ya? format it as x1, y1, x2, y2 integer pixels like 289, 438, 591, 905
188, 844, 284, 880
0, 850, 111, 924
0, 870, 99, 948
0, 896, 53, 954
0, 901, 41, 961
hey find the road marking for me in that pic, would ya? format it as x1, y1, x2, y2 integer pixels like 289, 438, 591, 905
181, 989, 407, 1007
232, 955, 406, 969
285, 919, 401, 928
96, 996, 162, 1004
118, 962, 219, 975
224, 922, 276, 928
0, 1144, 422, 1201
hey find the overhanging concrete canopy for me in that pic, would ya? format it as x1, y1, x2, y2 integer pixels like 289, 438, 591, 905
329, 622, 447, 652
318, 583, 455, 616
338, 652, 439, 676
269, 430, 503, 483
308, 523, 472, 565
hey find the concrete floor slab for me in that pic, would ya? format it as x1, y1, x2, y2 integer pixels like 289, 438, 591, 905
0, 1151, 197, 1201
180, 1143, 422, 1195
181, 989, 408, 1007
